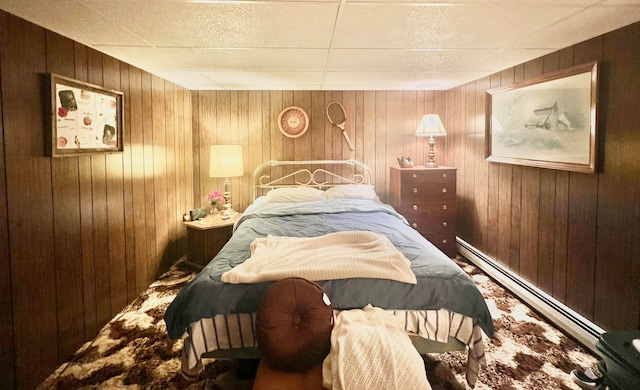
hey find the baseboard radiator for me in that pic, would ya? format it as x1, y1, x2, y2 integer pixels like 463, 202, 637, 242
457, 238, 604, 356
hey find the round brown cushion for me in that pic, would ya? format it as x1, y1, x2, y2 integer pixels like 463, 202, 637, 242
255, 277, 334, 372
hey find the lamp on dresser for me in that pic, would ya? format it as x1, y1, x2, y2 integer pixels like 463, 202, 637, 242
415, 114, 447, 168
210, 144, 244, 219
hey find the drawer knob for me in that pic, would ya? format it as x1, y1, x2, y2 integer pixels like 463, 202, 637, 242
442, 221, 447, 227
412, 205, 418, 211
412, 223, 418, 228
441, 187, 447, 193
413, 188, 418, 194
412, 173, 417, 178
442, 239, 447, 244
442, 204, 447, 210
442, 173, 447, 178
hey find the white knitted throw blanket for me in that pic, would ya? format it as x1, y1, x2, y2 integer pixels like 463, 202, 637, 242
221, 231, 417, 284
322, 305, 432, 390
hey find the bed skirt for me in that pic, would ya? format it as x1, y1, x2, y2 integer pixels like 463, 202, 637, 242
179, 308, 486, 387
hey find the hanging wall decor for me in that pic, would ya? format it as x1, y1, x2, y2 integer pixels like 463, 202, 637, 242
45, 73, 124, 157
485, 61, 598, 173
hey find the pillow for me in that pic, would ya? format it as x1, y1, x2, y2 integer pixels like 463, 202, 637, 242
325, 184, 379, 201
265, 187, 326, 203
255, 277, 334, 372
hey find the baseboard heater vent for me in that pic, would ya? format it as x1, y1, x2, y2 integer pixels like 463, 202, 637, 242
457, 238, 604, 356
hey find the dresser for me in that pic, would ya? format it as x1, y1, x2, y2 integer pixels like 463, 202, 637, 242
389, 166, 457, 258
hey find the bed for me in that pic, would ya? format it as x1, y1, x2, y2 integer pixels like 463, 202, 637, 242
164, 160, 494, 387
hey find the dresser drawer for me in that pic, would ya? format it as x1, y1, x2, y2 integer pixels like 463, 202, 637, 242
399, 169, 455, 185
399, 180, 456, 201
406, 216, 456, 236
397, 200, 457, 218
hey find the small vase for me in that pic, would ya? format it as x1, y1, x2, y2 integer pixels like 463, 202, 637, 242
209, 203, 219, 216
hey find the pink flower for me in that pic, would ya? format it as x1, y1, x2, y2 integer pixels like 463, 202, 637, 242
206, 190, 223, 204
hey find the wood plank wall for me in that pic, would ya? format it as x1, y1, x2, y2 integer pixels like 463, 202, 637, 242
0, 11, 193, 389
443, 22, 640, 332
191, 90, 446, 211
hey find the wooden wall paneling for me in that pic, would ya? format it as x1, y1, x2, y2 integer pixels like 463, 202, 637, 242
565, 36, 602, 321
74, 44, 99, 342
507, 64, 525, 273
537, 169, 556, 294
151, 75, 168, 278
164, 81, 178, 270
566, 172, 598, 319
261, 91, 272, 168
486, 74, 501, 258
495, 68, 515, 265
190, 92, 201, 207
86, 48, 112, 329
473, 77, 490, 253
247, 91, 263, 198
119, 64, 137, 302
374, 92, 387, 193
519, 167, 540, 284
460, 83, 476, 242
401, 91, 417, 165
104, 55, 128, 316
551, 48, 573, 302
142, 72, 157, 286
362, 92, 376, 179
183, 88, 194, 215
386, 91, 403, 197
353, 91, 364, 164
0, 12, 16, 390
3, 17, 59, 389
129, 67, 149, 293
45, 30, 85, 362
309, 91, 325, 161
236, 91, 250, 210
594, 23, 640, 329
553, 171, 569, 301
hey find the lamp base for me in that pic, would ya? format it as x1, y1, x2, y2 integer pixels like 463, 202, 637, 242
424, 161, 439, 168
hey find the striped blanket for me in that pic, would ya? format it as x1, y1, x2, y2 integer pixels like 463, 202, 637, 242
221, 231, 417, 284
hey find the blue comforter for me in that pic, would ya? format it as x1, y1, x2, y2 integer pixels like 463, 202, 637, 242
164, 198, 494, 339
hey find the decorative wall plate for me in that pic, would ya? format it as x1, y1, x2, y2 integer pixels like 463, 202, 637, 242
278, 106, 309, 138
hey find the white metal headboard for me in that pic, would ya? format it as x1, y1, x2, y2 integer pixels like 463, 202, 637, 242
251, 159, 372, 200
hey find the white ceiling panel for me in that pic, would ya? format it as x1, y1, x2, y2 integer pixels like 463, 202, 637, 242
0, 0, 638, 90
326, 48, 492, 72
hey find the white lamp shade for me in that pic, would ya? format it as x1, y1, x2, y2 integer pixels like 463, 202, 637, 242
415, 114, 447, 137
210, 145, 244, 178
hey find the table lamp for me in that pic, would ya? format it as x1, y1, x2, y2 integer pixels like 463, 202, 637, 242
415, 114, 447, 168
210, 144, 244, 219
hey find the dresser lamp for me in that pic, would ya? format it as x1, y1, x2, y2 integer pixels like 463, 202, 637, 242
210, 145, 244, 219
415, 114, 447, 168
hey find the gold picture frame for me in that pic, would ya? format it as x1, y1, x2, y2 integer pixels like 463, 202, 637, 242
485, 61, 598, 173
45, 73, 124, 157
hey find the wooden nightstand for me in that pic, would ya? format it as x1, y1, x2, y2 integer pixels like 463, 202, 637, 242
389, 166, 457, 258
183, 213, 242, 268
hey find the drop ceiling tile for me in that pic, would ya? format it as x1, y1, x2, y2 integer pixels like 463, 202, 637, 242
200, 71, 325, 90
149, 70, 219, 86
81, 0, 339, 48
94, 47, 208, 70
332, 3, 583, 49
197, 49, 329, 71
326, 48, 491, 72
467, 48, 555, 73
508, 4, 640, 49
0, 0, 149, 46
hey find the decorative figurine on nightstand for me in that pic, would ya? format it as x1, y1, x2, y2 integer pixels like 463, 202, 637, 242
206, 190, 223, 216
397, 156, 414, 167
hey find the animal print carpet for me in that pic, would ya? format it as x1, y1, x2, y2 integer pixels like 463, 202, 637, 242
39, 257, 600, 389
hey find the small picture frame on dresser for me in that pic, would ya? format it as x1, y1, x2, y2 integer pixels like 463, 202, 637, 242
389, 166, 457, 258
